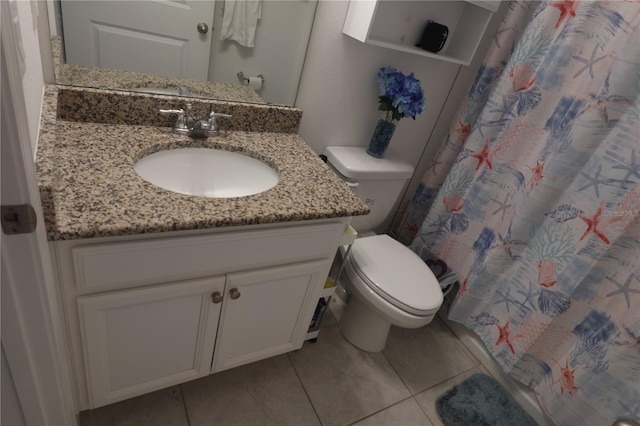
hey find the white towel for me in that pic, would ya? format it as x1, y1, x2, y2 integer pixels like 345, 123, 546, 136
220, 0, 262, 48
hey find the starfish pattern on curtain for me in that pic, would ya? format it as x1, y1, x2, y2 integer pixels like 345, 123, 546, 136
395, 1, 640, 424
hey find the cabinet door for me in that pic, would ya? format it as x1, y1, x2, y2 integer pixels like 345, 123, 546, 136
212, 260, 327, 373
78, 277, 225, 408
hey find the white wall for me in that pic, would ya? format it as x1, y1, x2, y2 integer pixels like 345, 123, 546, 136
208, 0, 318, 105
296, 1, 460, 167
12, 0, 46, 157
296, 1, 506, 229
46, 0, 62, 37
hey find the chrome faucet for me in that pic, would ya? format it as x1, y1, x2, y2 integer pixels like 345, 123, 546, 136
159, 103, 232, 138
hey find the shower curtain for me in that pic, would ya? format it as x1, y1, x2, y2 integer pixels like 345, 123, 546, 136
396, 2, 640, 425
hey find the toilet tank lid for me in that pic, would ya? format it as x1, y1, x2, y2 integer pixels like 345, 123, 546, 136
323, 146, 414, 180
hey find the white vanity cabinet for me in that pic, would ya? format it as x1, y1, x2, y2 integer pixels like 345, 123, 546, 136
52, 220, 348, 410
77, 277, 225, 408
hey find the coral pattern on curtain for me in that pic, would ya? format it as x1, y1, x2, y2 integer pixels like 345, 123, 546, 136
396, 2, 640, 424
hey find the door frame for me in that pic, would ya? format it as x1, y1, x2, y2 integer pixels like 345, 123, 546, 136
1, 1, 76, 424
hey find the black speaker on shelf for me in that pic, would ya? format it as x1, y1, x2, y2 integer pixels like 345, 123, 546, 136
416, 20, 448, 53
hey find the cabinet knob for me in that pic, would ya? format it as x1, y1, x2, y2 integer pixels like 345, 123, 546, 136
211, 291, 223, 304
229, 288, 241, 300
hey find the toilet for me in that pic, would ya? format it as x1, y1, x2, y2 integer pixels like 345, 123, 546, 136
324, 146, 444, 352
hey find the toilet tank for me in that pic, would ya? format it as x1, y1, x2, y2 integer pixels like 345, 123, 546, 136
324, 146, 414, 232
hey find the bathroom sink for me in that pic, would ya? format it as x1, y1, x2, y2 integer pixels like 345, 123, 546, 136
134, 148, 279, 198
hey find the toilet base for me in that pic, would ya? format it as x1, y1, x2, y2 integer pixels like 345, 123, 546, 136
339, 295, 391, 352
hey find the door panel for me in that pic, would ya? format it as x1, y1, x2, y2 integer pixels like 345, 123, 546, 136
212, 260, 327, 373
88, 22, 189, 77
61, 0, 215, 79
1, 4, 75, 421
78, 276, 225, 408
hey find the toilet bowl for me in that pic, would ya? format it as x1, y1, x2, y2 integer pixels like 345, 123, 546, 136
338, 234, 443, 352
323, 146, 444, 352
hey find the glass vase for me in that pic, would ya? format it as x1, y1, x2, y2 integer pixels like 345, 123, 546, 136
366, 118, 396, 158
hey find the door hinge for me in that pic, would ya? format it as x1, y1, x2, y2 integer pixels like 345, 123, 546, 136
1, 204, 37, 234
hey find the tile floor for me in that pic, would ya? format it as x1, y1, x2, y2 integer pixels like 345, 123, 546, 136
79, 302, 490, 426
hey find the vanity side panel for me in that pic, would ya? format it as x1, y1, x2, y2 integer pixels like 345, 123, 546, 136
48, 241, 84, 412
54, 239, 94, 410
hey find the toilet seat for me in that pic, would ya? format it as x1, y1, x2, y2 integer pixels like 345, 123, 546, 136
347, 235, 443, 316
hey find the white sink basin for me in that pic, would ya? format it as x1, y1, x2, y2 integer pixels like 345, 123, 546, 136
134, 148, 279, 198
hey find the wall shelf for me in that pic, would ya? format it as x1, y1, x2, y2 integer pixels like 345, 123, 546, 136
343, 0, 499, 66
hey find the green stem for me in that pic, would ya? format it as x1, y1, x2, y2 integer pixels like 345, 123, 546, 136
385, 110, 393, 122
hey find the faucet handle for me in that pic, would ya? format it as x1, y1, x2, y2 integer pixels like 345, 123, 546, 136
211, 110, 232, 117
210, 111, 232, 119
208, 110, 232, 133
159, 108, 187, 130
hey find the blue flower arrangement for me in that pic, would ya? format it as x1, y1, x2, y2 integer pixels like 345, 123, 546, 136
377, 66, 425, 122
367, 66, 425, 158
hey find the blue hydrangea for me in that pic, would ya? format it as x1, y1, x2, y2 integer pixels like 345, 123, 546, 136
377, 66, 425, 121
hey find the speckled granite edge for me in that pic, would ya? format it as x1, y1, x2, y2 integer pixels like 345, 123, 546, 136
45, 123, 369, 240
51, 36, 61, 82
36, 86, 60, 235
57, 86, 303, 134
36, 85, 368, 241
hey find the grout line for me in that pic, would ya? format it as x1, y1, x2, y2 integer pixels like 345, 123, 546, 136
417, 363, 486, 397
179, 384, 191, 426
410, 364, 489, 426
436, 313, 482, 366
286, 352, 323, 426
386, 317, 483, 397
381, 320, 479, 397
344, 395, 417, 426
413, 394, 439, 426
380, 334, 413, 395
291, 324, 415, 426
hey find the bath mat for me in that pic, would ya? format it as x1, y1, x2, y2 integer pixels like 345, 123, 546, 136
435, 373, 537, 426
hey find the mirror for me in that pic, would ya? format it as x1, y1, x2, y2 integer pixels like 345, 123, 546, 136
47, 0, 318, 106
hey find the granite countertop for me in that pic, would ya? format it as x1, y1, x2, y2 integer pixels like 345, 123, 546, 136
37, 104, 369, 241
